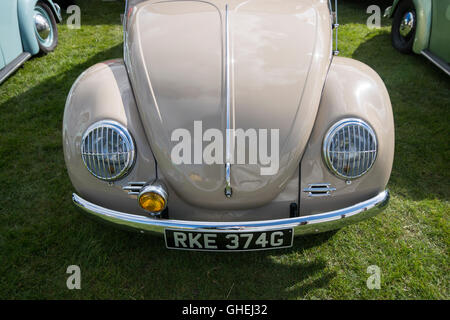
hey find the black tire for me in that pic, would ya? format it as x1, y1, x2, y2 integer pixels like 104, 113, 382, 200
34, 1, 58, 54
391, 0, 417, 54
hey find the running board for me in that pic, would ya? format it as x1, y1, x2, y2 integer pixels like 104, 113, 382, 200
421, 50, 450, 76
0, 52, 32, 85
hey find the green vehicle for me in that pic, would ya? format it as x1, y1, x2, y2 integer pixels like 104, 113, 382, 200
385, 0, 450, 75
0, 0, 62, 84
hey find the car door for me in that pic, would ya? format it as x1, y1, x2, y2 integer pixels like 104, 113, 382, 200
429, 0, 450, 63
0, 46, 5, 70
0, 0, 24, 67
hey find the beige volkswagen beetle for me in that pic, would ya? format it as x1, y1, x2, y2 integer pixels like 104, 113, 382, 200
63, 0, 394, 251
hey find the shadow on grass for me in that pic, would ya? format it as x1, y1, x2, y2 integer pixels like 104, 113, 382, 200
59, 0, 125, 26
351, 32, 450, 202
337, 0, 394, 27
82, 218, 338, 299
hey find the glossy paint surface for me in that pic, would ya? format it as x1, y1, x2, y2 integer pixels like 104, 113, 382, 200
63, 60, 157, 214
64, 59, 300, 221
63, 57, 395, 221
300, 57, 394, 215
125, 0, 332, 209
412, 0, 432, 54
0, 0, 23, 66
429, 0, 450, 62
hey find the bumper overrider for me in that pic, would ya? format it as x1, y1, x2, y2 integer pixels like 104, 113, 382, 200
73, 190, 389, 236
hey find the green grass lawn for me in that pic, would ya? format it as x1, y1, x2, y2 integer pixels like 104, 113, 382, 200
0, 0, 448, 299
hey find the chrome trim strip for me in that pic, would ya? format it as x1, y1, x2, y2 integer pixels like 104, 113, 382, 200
224, 4, 233, 198
0, 53, 32, 85
332, 0, 339, 55
421, 50, 450, 76
73, 190, 389, 237
123, 182, 146, 195
303, 183, 336, 197
123, 0, 129, 60
225, 162, 232, 197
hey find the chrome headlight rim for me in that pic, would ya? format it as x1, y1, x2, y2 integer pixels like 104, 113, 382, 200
322, 118, 378, 180
81, 120, 136, 181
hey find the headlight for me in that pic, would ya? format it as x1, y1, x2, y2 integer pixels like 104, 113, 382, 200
323, 118, 377, 180
81, 120, 135, 181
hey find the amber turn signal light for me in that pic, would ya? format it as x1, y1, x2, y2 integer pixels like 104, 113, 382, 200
139, 192, 166, 212
138, 183, 168, 214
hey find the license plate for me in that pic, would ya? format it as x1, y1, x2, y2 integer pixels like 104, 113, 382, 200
164, 228, 293, 251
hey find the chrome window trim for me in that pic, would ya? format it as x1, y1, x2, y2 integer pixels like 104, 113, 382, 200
323, 118, 378, 180
81, 120, 136, 181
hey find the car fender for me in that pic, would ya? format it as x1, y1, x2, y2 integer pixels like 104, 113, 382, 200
300, 57, 395, 216
387, 0, 432, 54
17, 0, 62, 55
63, 59, 157, 214
385, 0, 401, 18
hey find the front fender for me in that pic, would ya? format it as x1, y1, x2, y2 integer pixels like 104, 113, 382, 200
47, 0, 63, 22
385, 0, 401, 18
18, 0, 62, 55
63, 59, 157, 215
300, 57, 395, 216
412, 0, 432, 53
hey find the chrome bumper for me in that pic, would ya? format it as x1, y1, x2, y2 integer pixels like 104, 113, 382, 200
72, 190, 389, 236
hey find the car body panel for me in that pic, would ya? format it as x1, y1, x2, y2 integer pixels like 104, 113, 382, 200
300, 57, 394, 216
63, 0, 395, 238
63, 60, 299, 222
63, 55, 395, 222
0, 0, 24, 66
125, 0, 332, 210
412, 0, 432, 54
0, 51, 4, 70
429, 0, 450, 62
63, 60, 158, 215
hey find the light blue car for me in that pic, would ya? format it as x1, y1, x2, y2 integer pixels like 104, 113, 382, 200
0, 0, 62, 84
